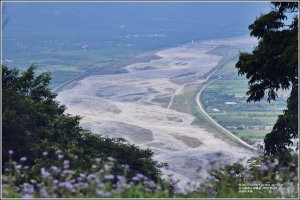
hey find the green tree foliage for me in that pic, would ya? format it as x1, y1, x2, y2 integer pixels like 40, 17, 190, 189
2, 64, 164, 181
235, 2, 298, 156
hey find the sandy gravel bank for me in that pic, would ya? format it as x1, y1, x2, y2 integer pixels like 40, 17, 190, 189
56, 36, 258, 192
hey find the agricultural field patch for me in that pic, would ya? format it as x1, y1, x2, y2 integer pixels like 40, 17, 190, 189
201, 58, 288, 146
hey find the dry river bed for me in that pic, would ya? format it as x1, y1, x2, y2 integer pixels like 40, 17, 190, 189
56, 36, 258, 192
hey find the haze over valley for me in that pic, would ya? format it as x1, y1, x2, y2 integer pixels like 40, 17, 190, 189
4, 2, 285, 192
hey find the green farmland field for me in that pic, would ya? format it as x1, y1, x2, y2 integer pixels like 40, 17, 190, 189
201, 53, 288, 146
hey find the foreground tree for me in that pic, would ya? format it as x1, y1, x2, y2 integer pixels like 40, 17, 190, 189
2, 64, 163, 181
236, 2, 298, 156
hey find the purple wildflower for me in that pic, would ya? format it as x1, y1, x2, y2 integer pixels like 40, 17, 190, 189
241, 169, 250, 177
208, 188, 217, 195
58, 182, 66, 187
96, 179, 105, 188
207, 166, 215, 172
15, 165, 22, 169
148, 180, 156, 188
41, 168, 51, 179
58, 181, 74, 191
52, 185, 58, 191
78, 182, 88, 189
259, 164, 268, 172
40, 188, 48, 198
51, 166, 58, 171
136, 173, 146, 179
20, 157, 27, 162
22, 193, 34, 199
267, 159, 272, 164
117, 175, 125, 181
61, 169, 74, 176
63, 160, 69, 165
64, 181, 74, 191
107, 156, 115, 161
14, 186, 20, 192
270, 162, 278, 168
104, 174, 114, 180
96, 190, 103, 196
101, 192, 112, 197
87, 173, 96, 180
156, 186, 162, 192
104, 165, 111, 171
42, 152, 48, 157
207, 157, 216, 164
118, 181, 128, 188
8, 150, 14, 155
23, 183, 35, 193
132, 176, 139, 181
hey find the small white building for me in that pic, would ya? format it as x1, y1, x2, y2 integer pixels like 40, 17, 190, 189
225, 101, 237, 105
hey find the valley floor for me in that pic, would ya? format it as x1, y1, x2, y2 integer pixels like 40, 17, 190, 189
56, 36, 258, 192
